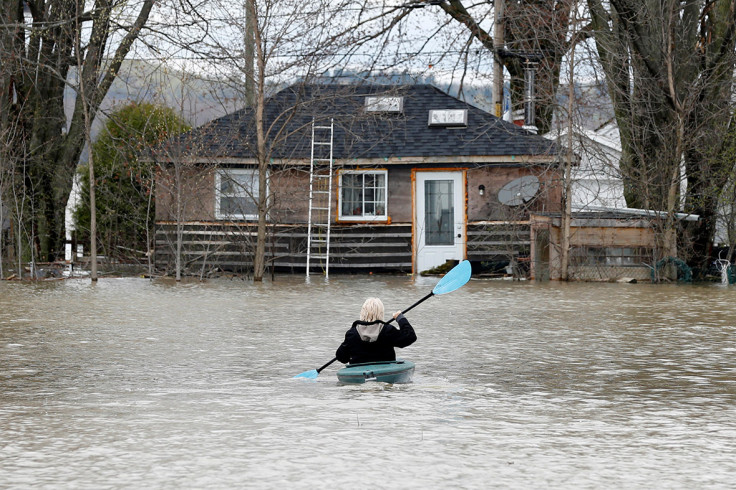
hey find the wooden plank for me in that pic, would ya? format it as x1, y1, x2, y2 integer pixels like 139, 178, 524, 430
467, 250, 520, 257
468, 240, 531, 247
274, 261, 413, 268
154, 229, 413, 239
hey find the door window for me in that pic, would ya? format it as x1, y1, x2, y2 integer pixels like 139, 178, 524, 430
424, 179, 454, 245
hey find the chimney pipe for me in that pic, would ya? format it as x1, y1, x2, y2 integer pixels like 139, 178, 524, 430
523, 59, 538, 134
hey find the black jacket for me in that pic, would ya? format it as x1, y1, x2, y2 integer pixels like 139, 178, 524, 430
335, 314, 417, 365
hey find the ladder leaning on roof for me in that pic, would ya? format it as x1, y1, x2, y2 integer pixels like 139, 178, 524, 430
306, 117, 334, 277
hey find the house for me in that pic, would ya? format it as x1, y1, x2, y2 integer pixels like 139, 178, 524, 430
534, 120, 707, 282
150, 83, 562, 275
543, 123, 626, 210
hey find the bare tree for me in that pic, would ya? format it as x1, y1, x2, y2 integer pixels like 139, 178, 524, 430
558, 0, 583, 280
0, 0, 155, 264
587, 0, 736, 275
176, 0, 418, 281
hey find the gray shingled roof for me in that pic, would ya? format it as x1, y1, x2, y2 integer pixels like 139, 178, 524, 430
156, 83, 557, 162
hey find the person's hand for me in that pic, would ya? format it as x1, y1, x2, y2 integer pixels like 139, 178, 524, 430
393, 310, 402, 319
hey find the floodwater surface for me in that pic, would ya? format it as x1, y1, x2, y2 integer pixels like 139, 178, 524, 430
1, 276, 736, 488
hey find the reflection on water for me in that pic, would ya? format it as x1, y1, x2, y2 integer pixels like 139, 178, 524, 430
2, 277, 736, 488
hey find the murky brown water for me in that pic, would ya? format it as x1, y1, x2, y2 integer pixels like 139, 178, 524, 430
2, 276, 736, 488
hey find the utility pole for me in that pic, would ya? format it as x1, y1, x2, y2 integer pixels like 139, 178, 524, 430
493, 0, 504, 118
244, 0, 256, 108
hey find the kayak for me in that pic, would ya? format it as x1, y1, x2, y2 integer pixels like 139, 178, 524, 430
337, 360, 415, 384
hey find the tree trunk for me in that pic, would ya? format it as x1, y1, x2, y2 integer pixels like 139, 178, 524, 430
175, 164, 183, 282
560, 0, 578, 281
2, 0, 154, 263
251, 0, 268, 282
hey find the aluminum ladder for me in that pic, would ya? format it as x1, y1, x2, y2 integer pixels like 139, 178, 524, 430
306, 118, 334, 277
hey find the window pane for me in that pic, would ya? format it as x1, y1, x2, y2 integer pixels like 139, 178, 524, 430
375, 187, 385, 216
341, 187, 362, 216
424, 179, 453, 245
221, 176, 234, 194
222, 196, 257, 216
342, 173, 359, 188
233, 173, 256, 195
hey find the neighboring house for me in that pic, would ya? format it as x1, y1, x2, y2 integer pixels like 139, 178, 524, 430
150, 83, 562, 275
544, 123, 626, 210
535, 122, 687, 282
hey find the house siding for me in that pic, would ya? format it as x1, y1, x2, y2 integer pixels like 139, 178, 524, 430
154, 163, 562, 274
467, 166, 562, 221
154, 222, 414, 274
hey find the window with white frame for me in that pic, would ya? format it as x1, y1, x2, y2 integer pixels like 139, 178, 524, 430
339, 170, 388, 221
215, 168, 262, 220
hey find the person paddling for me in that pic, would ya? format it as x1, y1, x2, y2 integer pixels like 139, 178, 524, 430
336, 297, 417, 365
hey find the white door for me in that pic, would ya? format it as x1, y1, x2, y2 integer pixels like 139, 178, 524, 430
415, 171, 465, 273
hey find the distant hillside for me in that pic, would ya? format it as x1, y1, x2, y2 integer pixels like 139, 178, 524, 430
64, 59, 245, 151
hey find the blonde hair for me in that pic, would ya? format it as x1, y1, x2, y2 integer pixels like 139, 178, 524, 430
360, 297, 385, 323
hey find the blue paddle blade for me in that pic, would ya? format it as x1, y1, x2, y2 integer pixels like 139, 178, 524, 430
294, 369, 319, 380
432, 260, 472, 295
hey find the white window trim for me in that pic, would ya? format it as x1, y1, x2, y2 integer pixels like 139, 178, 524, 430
338, 169, 389, 222
215, 168, 266, 220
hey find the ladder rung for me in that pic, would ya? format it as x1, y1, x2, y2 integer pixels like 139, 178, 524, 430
313, 142, 332, 146
314, 125, 333, 130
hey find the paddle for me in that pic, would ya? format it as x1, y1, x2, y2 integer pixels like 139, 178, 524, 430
294, 260, 472, 379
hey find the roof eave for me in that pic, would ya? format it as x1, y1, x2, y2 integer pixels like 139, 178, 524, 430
149, 154, 560, 166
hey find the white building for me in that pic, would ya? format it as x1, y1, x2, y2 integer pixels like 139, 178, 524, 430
544, 121, 627, 210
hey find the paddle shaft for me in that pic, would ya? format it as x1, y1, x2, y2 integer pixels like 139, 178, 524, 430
316, 291, 434, 373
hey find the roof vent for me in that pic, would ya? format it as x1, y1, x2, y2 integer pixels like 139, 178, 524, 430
365, 96, 403, 113
428, 109, 468, 127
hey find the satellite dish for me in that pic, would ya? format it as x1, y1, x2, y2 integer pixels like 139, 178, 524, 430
498, 175, 540, 206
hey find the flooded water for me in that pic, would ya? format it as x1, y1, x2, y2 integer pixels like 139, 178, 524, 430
2, 275, 736, 488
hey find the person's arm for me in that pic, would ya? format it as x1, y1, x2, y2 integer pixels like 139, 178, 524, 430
335, 331, 352, 363
388, 311, 417, 348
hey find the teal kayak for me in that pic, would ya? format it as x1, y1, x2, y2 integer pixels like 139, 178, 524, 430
336, 360, 415, 384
